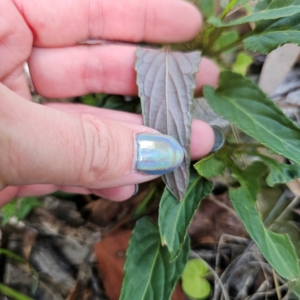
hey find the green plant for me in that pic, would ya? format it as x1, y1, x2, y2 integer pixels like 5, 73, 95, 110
119, 0, 300, 299
181, 259, 211, 300
0, 197, 40, 226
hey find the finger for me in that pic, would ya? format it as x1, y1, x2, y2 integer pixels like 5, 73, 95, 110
0, 84, 184, 191
0, 186, 19, 207
0, 0, 32, 79
0, 184, 136, 207
46, 104, 215, 160
2, 66, 32, 99
17, 184, 136, 201
29, 45, 219, 98
92, 185, 136, 201
13, 0, 201, 47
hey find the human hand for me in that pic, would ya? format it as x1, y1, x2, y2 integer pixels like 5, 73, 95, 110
0, 0, 220, 205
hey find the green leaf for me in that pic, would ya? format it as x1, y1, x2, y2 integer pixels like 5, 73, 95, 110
208, 0, 300, 27
229, 162, 300, 280
0, 284, 34, 300
243, 14, 300, 54
194, 153, 226, 178
203, 71, 300, 165
254, 0, 272, 12
214, 30, 239, 53
195, 0, 214, 18
81, 94, 99, 106
255, 154, 300, 186
182, 278, 210, 300
120, 217, 190, 300
181, 259, 210, 299
0, 248, 27, 264
232, 52, 253, 75
1, 197, 40, 226
182, 258, 208, 278
1, 199, 18, 226
159, 173, 213, 259
17, 197, 40, 221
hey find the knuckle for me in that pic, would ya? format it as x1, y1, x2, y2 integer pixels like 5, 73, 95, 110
78, 114, 117, 186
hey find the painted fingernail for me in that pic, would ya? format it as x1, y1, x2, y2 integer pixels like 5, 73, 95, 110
133, 184, 139, 196
210, 126, 225, 153
136, 133, 184, 175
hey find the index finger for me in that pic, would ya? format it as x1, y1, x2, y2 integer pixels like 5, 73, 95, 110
13, 0, 202, 47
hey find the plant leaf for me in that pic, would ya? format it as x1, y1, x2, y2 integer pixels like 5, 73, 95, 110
194, 153, 226, 178
194, 0, 214, 18
17, 197, 40, 221
159, 173, 213, 259
255, 154, 300, 186
214, 30, 239, 53
1, 199, 17, 226
120, 217, 190, 300
135, 47, 201, 200
243, 14, 300, 54
208, 0, 300, 27
232, 52, 253, 75
181, 259, 211, 300
203, 71, 300, 165
229, 162, 300, 280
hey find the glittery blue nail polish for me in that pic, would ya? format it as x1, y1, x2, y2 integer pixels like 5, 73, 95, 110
136, 133, 184, 175
210, 126, 225, 153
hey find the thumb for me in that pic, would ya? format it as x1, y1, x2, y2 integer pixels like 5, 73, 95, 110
0, 84, 183, 191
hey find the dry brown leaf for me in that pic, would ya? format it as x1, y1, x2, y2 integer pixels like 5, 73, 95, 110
259, 44, 300, 95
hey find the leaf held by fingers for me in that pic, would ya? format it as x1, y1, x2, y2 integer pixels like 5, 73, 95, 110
135, 47, 201, 200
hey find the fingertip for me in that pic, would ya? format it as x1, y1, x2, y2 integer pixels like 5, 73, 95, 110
195, 57, 220, 96
170, 0, 202, 42
190, 120, 215, 160
92, 185, 137, 201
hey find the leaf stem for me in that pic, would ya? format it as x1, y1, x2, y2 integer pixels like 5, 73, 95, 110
220, 0, 238, 19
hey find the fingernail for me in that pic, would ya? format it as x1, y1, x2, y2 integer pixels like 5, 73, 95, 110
136, 133, 184, 175
133, 184, 139, 196
210, 126, 225, 153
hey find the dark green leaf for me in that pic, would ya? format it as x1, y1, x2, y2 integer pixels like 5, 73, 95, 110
214, 30, 239, 52
254, 0, 272, 12
195, 0, 214, 18
81, 94, 99, 106
230, 162, 300, 280
194, 153, 226, 178
243, 14, 300, 54
120, 217, 190, 300
208, 0, 300, 27
159, 173, 213, 259
135, 47, 201, 200
255, 154, 300, 186
203, 71, 300, 165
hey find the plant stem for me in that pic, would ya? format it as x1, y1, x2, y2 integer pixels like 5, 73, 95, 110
0, 283, 34, 300
220, 0, 238, 19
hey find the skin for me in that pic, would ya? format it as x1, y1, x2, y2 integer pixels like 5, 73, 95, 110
0, 0, 219, 205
